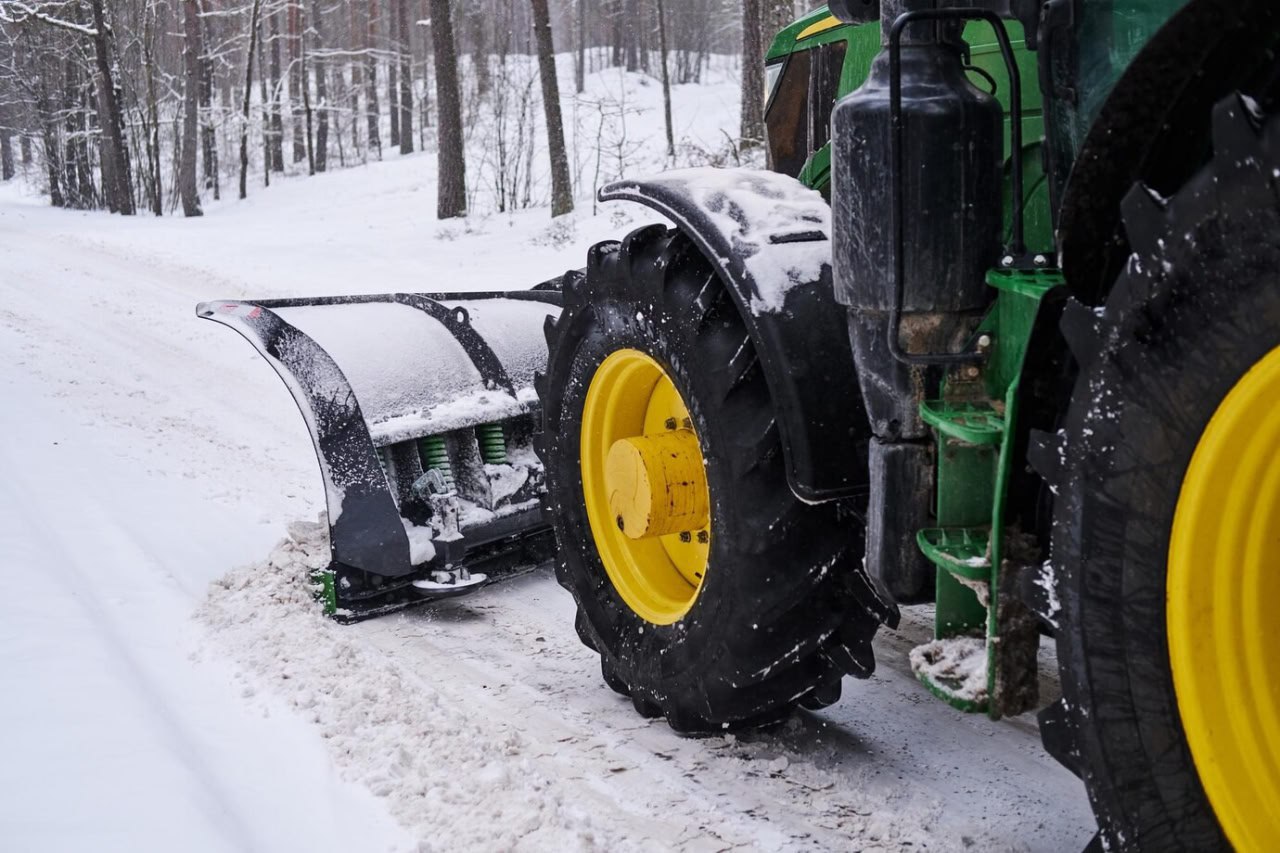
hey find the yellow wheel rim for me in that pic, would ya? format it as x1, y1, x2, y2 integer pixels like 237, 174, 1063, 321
1169, 345, 1280, 851
581, 349, 711, 625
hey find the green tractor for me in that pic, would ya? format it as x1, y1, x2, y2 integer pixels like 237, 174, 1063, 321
201, 1, 1280, 849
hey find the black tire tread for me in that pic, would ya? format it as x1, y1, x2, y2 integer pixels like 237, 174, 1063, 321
1042, 92, 1280, 852
537, 226, 888, 733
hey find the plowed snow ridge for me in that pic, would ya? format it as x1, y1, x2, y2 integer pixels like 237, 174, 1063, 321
201, 522, 947, 852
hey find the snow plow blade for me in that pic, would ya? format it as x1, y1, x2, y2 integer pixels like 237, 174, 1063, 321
197, 290, 562, 621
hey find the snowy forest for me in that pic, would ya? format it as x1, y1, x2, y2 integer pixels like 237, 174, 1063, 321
0, 0, 810, 218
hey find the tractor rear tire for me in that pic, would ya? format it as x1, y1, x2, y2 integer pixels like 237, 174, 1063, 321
537, 225, 893, 733
1042, 94, 1280, 852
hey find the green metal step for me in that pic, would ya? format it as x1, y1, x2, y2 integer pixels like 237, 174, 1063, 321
920, 400, 1005, 446
917, 527, 992, 581
910, 636, 989, 715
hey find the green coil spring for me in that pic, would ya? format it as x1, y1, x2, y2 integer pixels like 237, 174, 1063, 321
476, 423, 507, 465
417, 435, 455, 488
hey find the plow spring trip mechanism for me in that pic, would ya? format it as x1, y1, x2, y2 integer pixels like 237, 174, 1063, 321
197, 290, 563, 621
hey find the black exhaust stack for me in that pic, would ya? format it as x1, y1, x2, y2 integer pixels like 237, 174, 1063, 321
831, 0, 1003, 602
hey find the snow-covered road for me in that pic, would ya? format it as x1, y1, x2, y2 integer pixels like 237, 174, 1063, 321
0, 165, 1096, 851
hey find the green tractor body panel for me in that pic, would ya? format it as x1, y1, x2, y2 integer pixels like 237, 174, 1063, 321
766, 9, 1054, 253
761, 2, 1208, 715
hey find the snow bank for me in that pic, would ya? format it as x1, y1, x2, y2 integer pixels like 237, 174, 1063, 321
197, 520, 624, 852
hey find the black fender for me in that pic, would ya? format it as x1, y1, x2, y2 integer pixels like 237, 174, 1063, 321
1056, 0, 1280, 303
600, 169, 870, 503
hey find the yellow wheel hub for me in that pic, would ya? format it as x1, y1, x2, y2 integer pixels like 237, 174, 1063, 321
581, 349, 711, 625
1169, 344, 1280, 851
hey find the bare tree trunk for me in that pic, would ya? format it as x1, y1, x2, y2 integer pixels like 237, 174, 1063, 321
74, 80, 95, 208
575, 0, 586, 93
143, 0, 163, 213
289, 2, 306, 163
301, 10, 315, 176
624, 0, 639, 71
365, 0, 382, 157
610, 1, 623, 67
21, 135, 32, 166
396, 0, 412, 155
767, 1, 795, 36
267, 10, 285, 172
0, 102, 14, 181
199, 0, 218, 199
311, 0, 329, 171
469, 5, 490, 97
239, 0, 263, 198
257, 16, 272, 186
88, 0, 135, 214
740, 0, 764, 149
429, 0, 465, 219
388, 42, 400, 146
180, 0, 203, 215
656, 0, 674, 160
348, 2, 362, 157
637, 0, 651, 75
0, 37, 15, 182
41, 108, 64, 207
530, 0, 572, 217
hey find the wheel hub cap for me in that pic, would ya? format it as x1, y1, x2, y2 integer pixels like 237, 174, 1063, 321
606, 432, 709, 539
580, 349, 711, 625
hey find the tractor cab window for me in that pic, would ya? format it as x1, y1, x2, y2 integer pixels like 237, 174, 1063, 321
765, 51, 812, 177
765, 40, 848, 178
809, 41, 847, 152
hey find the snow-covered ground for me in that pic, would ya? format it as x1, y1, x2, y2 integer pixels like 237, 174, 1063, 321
0, 62, 1096, 852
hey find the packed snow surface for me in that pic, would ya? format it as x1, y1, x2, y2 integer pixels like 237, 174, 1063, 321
0, 58, 1094, 852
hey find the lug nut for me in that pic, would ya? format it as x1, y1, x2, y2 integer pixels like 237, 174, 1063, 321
964, 366, 981, 380
679, 531, 692, 543
697, 531, 709, 544
664, 417, 678, 430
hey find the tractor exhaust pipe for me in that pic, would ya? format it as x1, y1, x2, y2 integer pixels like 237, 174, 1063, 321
831, 0, 1003, 601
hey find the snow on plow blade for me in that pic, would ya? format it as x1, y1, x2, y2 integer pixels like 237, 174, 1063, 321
197, 290, 561, 621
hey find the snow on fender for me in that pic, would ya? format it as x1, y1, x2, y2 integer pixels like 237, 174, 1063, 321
598, 168, 869, 504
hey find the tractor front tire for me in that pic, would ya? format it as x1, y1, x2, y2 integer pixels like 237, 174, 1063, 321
537, 225, 893, 733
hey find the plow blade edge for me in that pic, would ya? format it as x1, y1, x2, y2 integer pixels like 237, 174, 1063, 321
197, 290, 562, 620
